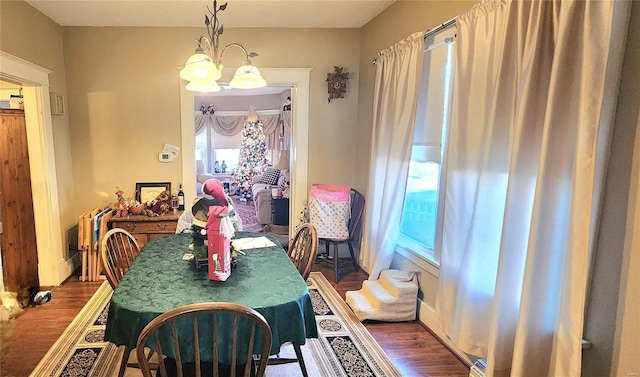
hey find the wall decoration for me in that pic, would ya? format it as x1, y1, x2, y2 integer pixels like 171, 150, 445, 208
200, 102, 217, 115
282, 96, 292, 111
50, 93, 64, 115
326, 66, 349, 103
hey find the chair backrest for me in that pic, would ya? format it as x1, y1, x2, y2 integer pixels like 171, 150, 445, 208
100, 228, 141, 289
348, 189, 365, 241
287, 224, 318, 281
136, 302, 272, 377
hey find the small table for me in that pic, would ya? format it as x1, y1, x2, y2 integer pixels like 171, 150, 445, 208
104, 232, 317, 360
272, 197, 289, 226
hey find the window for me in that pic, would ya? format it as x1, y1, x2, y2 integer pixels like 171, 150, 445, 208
213, 149, 239, 172
398, 26, 456, 263
195, 127, 242, 174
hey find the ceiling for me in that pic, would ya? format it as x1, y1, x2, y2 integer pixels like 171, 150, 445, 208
25, 1, 395, 29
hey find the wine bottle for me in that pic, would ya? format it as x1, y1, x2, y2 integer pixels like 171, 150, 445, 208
178, 183, 185, 211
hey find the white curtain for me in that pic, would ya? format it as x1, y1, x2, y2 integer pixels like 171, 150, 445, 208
363, 32, 424, 280
435, 1, 627, 376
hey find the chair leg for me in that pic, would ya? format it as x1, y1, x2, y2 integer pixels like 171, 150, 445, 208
118, 346, 131, 377
293, 343, 309, 377
347, 240, 358, 270
333, 241, 339, 283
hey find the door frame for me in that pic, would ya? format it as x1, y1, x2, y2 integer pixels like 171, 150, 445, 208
0, 50, 64, 289
180, 68, 311, 238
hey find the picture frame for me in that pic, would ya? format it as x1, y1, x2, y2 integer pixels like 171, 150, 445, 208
136, 182, 171, 204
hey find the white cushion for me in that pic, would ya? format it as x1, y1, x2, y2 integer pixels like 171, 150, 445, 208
277, 170, 287, 189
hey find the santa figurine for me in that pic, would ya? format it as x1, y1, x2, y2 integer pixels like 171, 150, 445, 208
191, 179, 242, 231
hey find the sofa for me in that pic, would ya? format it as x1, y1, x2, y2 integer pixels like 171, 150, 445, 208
251, 168, 287, 225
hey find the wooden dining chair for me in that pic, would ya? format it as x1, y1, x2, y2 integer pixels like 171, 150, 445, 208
287, 223, 318, 281
136, 302, 273, 377
100, 228, 141, 290
266, 224, 318, 377
100, 227, 147, 377
319, 189, 365, 283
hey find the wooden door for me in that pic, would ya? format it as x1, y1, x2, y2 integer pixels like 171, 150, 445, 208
0, 108, 39, 292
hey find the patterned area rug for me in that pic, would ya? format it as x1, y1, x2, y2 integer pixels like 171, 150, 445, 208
30, 273, 401, 377
233, 199, 262, 232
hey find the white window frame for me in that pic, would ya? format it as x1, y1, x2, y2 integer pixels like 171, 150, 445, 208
396, 25, 456, 268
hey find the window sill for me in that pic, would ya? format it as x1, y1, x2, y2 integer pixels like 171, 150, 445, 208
395, 244, 440, 278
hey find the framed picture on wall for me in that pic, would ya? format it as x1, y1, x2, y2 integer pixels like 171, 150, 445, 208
136, 182, 171, 204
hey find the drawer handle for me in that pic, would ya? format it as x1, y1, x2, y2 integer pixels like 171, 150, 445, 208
126, 224, 137, 230
157, 223, 168, 229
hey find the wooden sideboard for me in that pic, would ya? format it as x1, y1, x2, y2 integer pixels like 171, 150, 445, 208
109, 211, 182, 247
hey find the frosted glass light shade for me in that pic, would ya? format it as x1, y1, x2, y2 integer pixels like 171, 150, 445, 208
186, 80, 221, 93
229, 64, 267, 89
179, 53, 221, 82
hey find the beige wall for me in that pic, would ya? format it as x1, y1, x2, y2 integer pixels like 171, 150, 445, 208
195, 92, 288, 112
0, 1, 76, 262
62, 26, 360, 213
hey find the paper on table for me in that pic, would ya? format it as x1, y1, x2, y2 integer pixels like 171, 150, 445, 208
231, 236, 277, 250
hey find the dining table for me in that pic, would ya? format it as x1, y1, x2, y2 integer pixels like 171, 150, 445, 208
104, 231, 318, 362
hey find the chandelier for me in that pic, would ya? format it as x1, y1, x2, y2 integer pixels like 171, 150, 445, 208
180, 1, 266, 92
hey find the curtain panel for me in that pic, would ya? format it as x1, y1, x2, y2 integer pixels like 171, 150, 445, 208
195, 113, 284, 152
195, 114, 280, 138
362, 32, 425, 280
435, 1, 628, 376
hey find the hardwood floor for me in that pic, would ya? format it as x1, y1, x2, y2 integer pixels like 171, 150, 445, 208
0, 262, 469, 377
311, 262, 470, 377
0, 278, 103, 377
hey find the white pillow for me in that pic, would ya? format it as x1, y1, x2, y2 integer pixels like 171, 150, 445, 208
277, 170, 287, 189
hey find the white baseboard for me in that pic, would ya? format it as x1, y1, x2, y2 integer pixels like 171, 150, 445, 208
417, 298, 473, 366
57, 254, 79, 285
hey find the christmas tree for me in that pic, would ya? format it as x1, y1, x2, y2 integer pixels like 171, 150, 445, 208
235, 117, 269, 200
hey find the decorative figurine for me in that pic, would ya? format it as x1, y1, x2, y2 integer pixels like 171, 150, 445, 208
115, 189, 128, 218
283, 96, 292, 111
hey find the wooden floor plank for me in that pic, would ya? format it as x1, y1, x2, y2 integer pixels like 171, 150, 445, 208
0, 262, 469, 377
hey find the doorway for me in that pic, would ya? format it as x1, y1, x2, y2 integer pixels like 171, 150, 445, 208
180, 68, 311, 238
0, 106, 39, 294
0, 51, 65, 289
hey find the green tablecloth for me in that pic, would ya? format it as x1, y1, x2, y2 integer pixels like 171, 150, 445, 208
104, 232, 317, 360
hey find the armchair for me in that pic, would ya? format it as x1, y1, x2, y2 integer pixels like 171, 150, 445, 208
251, 169, 287, 225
